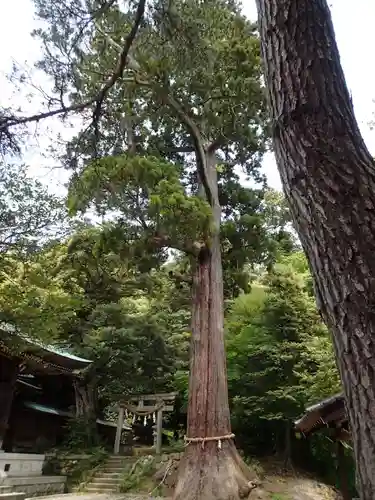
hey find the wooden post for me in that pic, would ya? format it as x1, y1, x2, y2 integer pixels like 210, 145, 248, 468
156, 408, 163, 455
0, 358, 19, 451
114, 406, 124, 455
335, 429, 351, 500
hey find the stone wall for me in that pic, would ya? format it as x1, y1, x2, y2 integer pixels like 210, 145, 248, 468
0, 476, 66, 497
0, 453, 66, 497
0, 454, 45, 478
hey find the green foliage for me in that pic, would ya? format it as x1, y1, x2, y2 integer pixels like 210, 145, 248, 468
44, 447, 108, 490
30, 0, 285, 297
0, 163, 70, 339
0, 251, 80, 341
0, 163, 67, 253
68, 154, 212, 252
307, 434, 356, 496
271, 494, 289, 500
226, 264, 341, 455
61, 416, 102, 451
86, 301, 177, 399
32, 0, 268, 170
0, 226, 181, 408
5, 0, 344, 487
119, 455, 156, 493
162, 441, 185, 453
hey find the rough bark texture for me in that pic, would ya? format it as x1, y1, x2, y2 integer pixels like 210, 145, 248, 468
256, 1, 375, 498
173, 152, 255, 500
73, 377, 96, 417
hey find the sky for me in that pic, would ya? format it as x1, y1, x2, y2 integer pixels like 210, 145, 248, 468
0, 0, 374, 193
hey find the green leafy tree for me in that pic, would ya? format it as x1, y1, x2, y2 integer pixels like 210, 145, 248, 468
1, 0, 300, 494
226, 265, 341, 460
0, 226, 178, 415
0, 163, 67, 254
0, 250, 78, 340
27, 0, 274, 495
0, 163, 69, 334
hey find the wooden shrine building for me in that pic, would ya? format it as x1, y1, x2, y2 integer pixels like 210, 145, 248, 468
0, 323, 93, 452
295, 393, 350, 442
295, 393, 352, 500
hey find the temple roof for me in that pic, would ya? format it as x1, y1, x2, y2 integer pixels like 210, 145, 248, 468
22, 335, 92, 371
24, 401, 71, 417
0, 323, 92, 375
24, 401, 131, 430
295, 393, 347, 436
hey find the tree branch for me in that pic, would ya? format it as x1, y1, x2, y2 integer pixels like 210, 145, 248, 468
151, 234, 205, 256
92, 0, 147, 138
126, 74, 215, 205
0, 0, 146, 134
207, 137, 223, 153
69, 0, 118, 57
161, 92, 214, 205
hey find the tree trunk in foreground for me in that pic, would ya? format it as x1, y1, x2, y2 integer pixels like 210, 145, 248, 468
73, 377, 96, 418
173, 153, 255, 500
256, 1, 375, 498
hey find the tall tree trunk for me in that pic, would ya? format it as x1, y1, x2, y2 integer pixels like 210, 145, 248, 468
73, 377, 96, 418
174, 152, 255, 500
73, 377, 99, 447
256, 0, 375, 498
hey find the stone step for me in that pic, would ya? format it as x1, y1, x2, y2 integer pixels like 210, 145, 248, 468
96, 472, 122, 478
91, 477, 121, 485
100, 467, 126, 474
85, 486, 118, 493
104, 461, 130, 467
105, 460, 127, 463
75, 454, 138, 493
0, 493, 26, 500
104, 462, 130, 467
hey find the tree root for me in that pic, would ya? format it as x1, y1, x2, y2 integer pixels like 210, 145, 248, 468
173, 441, 258, 500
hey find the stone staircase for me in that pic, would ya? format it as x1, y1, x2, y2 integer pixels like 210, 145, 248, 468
78, 455, 135, 493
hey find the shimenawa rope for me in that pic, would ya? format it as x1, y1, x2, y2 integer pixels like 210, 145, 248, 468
184, 433, 235, 450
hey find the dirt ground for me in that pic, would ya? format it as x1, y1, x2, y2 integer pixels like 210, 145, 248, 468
253, 475, 340, 500
29, 478, 340, 500
151, 455, 341, 500
28, 479, 340, 500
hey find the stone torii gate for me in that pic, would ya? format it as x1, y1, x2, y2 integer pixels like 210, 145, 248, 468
114, 392, 177, 455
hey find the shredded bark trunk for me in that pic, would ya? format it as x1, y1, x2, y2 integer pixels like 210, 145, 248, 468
173, 151, 255, 499
256, 0, 375, 497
